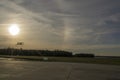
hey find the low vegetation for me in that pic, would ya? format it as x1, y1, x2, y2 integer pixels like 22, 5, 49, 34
0, 55, 120, 65
0, 48, 120, 65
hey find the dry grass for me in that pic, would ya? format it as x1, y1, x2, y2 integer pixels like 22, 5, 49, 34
0, 55, 120, 65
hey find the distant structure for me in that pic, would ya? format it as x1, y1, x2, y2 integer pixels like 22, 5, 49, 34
16, 42, 24, 56
16, 42, 24, 49
74, 53, 95, 57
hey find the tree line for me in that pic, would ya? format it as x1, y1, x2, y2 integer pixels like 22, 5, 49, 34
0, 48, 95, 57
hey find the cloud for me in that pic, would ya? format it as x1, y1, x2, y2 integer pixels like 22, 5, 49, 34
0, 0, 120, 55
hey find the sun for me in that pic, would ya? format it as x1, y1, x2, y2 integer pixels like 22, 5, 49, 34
8, 24, 20, 36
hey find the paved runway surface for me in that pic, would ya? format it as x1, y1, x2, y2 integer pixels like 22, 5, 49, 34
0, 58, 120, 80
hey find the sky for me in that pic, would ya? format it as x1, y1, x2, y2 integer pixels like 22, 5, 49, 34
0, 0, 120, 56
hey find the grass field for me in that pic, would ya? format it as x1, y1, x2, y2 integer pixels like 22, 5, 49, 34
0, 55, 120, 65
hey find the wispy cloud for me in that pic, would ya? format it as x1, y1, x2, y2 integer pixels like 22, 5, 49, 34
0, 0, 120, 55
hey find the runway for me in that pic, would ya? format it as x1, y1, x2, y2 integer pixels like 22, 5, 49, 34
0, 58, 120, 80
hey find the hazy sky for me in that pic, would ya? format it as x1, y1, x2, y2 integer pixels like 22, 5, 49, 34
0, 0, 120, 56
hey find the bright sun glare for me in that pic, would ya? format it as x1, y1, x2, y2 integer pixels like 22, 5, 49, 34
8, 24, 20, 36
